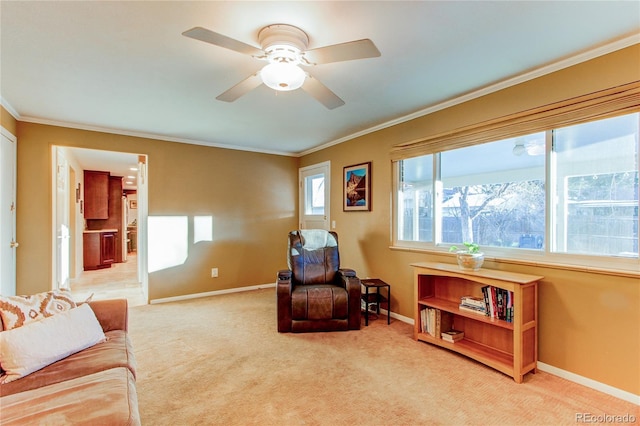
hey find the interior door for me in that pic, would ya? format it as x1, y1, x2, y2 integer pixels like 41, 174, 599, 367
299, 161, 330, 230
0, 130, 17, 296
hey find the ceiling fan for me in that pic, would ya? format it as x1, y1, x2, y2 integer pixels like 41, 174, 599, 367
182, 24, 381, 109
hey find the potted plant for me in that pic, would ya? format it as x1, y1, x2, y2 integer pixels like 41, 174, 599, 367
449, 242, 484, 271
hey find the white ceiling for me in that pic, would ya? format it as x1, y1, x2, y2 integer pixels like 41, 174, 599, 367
2, 1, 639, 164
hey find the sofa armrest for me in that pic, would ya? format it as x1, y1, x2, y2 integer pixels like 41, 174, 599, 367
88, 299, 129, 333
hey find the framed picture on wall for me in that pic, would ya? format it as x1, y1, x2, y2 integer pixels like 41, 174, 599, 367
343, 161, 371, 211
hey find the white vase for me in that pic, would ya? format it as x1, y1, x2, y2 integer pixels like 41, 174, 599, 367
456, 252, 484, 271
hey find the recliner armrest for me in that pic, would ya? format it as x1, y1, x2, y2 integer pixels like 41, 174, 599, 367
278, 269, 292, 281
338, 268, 356, 278
337, 270, 362, 330
277, 270, 293, 332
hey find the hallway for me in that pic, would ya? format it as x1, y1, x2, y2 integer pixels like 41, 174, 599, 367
70, 253, 146, 307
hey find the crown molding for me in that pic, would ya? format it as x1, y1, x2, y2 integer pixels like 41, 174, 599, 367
17, 116, 298, 157
299, 33, 640, 157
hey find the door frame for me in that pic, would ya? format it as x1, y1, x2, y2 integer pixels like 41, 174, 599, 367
53, 147, 70, 289
50, 147, 149, 302
0, 126, 17, 296
136, 155, 149, 302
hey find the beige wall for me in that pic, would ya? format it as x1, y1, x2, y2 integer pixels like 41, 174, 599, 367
15, 123, 299, 300
301, 45, 640, 395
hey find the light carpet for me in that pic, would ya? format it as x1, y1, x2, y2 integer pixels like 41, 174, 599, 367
128, 288, 638, 425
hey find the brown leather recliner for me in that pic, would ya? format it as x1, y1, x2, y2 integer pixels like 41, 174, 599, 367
277, 230, 361, 333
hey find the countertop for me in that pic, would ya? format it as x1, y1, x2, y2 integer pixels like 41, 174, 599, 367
83, 229, 118, 234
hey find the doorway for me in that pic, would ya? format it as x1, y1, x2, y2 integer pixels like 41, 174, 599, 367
52, 146, 148, 306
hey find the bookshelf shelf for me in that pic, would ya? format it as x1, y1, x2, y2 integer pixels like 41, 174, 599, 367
416, 332, 513, 373
412, 262, 542, 383
418, 296, 515, 330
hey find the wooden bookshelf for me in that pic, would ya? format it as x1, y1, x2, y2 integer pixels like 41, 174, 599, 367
412, 262, 542, 383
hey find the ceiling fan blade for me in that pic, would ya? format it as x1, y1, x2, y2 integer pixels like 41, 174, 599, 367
303, 39, 381, 65
302, 74, 345, 110
182, 27, 264, 57
216, 72, 263, 102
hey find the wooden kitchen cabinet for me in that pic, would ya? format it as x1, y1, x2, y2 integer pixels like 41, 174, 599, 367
101, 232, 116, 265
84, 171, 110, 219
83, 231, 117, 270
84, 175, 124, 263
107, 176, 123, 263
83, 232, 101, 270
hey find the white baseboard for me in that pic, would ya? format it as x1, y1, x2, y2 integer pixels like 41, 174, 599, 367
149, 282, 275, 305
384, 309, 639, 405
537, 362, 639, 406
379, 308, 414, 325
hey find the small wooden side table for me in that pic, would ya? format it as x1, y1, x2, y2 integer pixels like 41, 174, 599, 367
361, 278, 391, 326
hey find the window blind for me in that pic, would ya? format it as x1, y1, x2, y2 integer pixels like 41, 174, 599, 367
390, 80, 640, 161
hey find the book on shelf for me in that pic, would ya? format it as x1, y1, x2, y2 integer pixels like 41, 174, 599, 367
459, 294, 487, 315
421, 307, 436, 336
481, 285, 514, 322
420, 307, 453, 337
420, 308, 429, 334
490, 286, 498, 318
420, 307, 431, 335
429, 307, 436, 336
460, 295, 485, 309
458, 303, 486, 315
441, 329, 464, 342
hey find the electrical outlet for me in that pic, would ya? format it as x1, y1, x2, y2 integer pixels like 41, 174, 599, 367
211, 268, 218, 278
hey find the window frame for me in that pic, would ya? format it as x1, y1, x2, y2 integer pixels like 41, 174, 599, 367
391, 119, 640, 275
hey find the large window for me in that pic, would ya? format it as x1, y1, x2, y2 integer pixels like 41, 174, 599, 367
394, 112, 639, 265
552, 114, 639, 257
397, 155, 433, 242
441, 134, 546, 249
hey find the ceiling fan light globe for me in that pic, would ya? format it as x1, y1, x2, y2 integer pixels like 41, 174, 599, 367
261, 63, 306, 92
512, 143, 526, 156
